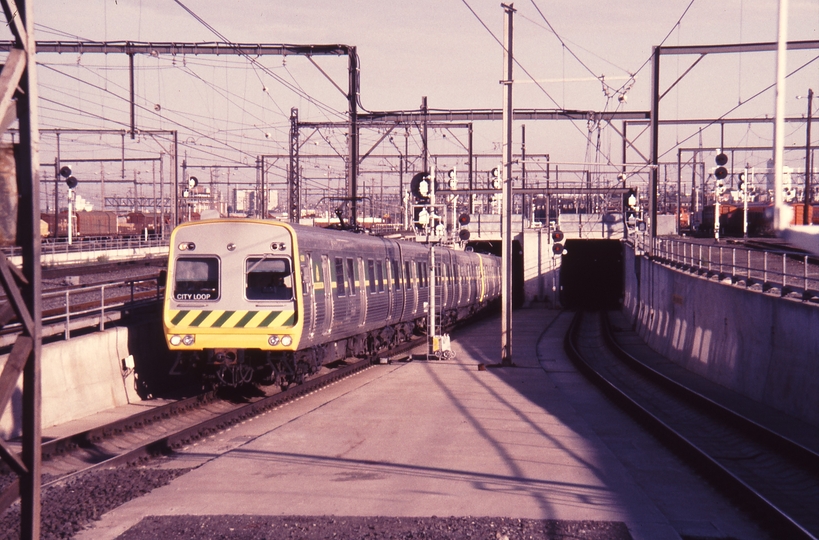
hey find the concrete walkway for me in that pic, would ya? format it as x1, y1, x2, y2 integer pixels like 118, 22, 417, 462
77, 306, 767, 540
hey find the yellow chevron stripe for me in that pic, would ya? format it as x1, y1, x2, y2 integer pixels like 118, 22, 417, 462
266, 311, 295, 327
199, 310, 224, 328
245, 311, 271, 328
224, 310, 249, 327
176, 310, 202, 327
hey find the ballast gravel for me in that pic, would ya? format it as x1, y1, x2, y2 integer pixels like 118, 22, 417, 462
117, 515, 633, 540
0, 467, 188, 540
0, 467, 634, 539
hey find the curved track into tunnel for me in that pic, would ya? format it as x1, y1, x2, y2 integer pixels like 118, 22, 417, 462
565, 310, 819, 540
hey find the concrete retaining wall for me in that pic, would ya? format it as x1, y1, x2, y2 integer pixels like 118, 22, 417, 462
623, 242, 819, 427
11, 245, 168, 268
0, 325, 148, 439
521, 228, 561, 305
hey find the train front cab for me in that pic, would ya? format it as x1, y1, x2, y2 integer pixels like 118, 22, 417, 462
163, 219, 304, 385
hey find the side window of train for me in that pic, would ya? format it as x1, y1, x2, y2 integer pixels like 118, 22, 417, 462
346, 258, 357, 294
334, 257, 346, 297
174, 256, 219, 301
392, 259, 401, 290
300, 258, 310, 296
404, 261, 413, 290
314, 257, 325, 290
376, 261, 385, 293
246, 256, 293, 301
367, 259, 377, 293
417, 261, 428, 289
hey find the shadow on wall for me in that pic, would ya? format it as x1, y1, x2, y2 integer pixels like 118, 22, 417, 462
127, 311, 203, 399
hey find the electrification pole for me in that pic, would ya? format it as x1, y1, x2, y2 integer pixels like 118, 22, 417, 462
804, 88, 813, 225
501, 3, 515, 366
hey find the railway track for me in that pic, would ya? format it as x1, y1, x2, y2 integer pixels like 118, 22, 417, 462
565, 311, 819, 540
0, 355, 381, 513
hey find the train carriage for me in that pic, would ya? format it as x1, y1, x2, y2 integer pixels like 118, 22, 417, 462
163, 218, 501, 387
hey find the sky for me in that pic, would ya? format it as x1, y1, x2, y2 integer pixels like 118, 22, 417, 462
6, 0, 819, 213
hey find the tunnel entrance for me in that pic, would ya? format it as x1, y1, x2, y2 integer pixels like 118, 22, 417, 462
559, 239, 623, 310
466, 239, 524, 308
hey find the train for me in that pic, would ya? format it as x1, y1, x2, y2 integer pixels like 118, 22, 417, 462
162, 218, 502, 387
41, 211, 171, 238
693, 202, 819, 237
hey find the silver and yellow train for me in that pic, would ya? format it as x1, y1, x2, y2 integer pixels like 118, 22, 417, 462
163, 219, 501, 386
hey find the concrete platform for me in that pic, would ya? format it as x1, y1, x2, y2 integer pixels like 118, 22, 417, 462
76, 306, 769, 540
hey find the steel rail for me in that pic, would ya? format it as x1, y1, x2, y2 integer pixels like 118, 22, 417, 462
599, 312, 819, 470
40, 357, 376, 488
564, 311, 818, 540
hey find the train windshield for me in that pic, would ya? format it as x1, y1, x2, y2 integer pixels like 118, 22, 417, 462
174, 257, 219, 301
246, 256, 293, 301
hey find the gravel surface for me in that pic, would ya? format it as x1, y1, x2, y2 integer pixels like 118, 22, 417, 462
0, 467, 188, 540
0, 467, 634, 539
117, 515, 634, 539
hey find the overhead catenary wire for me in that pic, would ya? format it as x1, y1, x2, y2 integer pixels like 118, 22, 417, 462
171, 0, 347, 123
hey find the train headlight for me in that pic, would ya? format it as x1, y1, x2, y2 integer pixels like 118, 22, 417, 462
169, 335, 182, 346
268, 335, 280, 346
182, 335, 195, 346
281, 336, 292, 347
178, 242, 196, 251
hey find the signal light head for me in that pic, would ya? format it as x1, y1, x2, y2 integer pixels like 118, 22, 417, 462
715, 153, 728, 166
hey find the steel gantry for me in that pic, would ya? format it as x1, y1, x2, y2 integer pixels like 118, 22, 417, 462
0, 1, 42, 537
646, 39, 819, 242
0, 40, 363, 226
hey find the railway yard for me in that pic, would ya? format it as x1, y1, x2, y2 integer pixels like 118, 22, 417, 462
0, 277, 810, 538
0, 238, 817, 538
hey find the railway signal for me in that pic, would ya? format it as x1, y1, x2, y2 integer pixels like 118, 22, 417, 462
551, 229, 564, 255
490, 166, 501, 189
59, 165, 78, 189
715, 152, 729, 181
448, 167, 458, 189
457, 213, 470, 242
59, 165, 79, 243
410, 171, 431, 202
624, 188, 638, 220
714, 151, 729, 237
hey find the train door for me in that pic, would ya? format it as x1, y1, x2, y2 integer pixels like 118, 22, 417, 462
405, 260, 416, 316
300, 255, 315, 339
385, 259, 394, 321
356, 257, 366, 327
395, 246, 407, 322
320, 255, 333, 334
345, 257, 360, 326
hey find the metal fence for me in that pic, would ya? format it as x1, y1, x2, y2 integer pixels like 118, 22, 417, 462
1, 234, 169, 259
0, 276, 164, 345
636, 235, 819, 302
